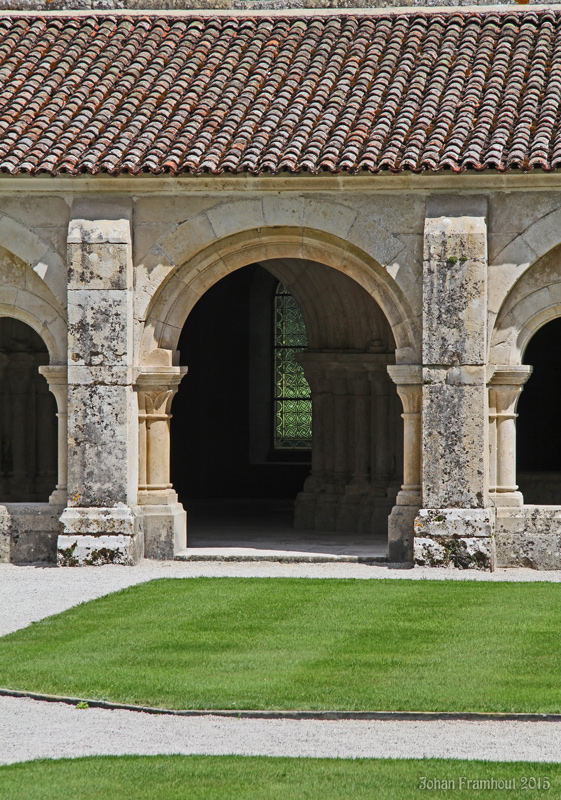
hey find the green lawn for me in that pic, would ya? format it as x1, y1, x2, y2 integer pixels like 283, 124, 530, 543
0, 756, 559, 800
1, 578, 561, 712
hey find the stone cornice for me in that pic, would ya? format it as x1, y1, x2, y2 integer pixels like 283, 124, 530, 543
2, 172, 561, 194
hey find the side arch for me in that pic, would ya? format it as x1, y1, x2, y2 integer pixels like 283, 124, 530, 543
0, 244, 66, 365
490, 241, 561, 365
140, 227, 420, 365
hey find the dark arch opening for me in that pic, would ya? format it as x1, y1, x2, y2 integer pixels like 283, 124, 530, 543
0, 318, 57, 502
171, 265, 311, 505
170, 261, 400, 554
517, 316, 561, 504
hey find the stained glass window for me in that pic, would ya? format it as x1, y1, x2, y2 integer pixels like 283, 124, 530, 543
273, 283, 312, 449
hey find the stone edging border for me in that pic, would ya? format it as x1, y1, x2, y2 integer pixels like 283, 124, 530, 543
2, 687, 561, 722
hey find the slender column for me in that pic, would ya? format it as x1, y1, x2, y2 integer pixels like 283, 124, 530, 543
38, 365, 68, 506
350, 372, 371, 489
134, 355, 188, 559
488, 366, 532, 507
386, 365, 422, 562
34, 361, 57, 499
8, 353, 34, 495
387, 366, 422, 507
135, 367, 187, 499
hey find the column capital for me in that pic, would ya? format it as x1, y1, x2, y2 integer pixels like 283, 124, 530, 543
387, 365, 422, 386
488, 365, 533, 387
135, 365, 188, 394
38, 365, 68, 387
387, 365, 422, 415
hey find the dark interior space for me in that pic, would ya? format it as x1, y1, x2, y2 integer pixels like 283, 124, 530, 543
0, 317, 57, 502
517, 316, 561, 504
170, 264, 311, 506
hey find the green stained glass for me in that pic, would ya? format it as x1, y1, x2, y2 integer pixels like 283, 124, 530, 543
274, 283, 312, 449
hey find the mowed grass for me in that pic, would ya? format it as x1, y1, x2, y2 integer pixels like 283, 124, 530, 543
1, 756, 560, 800
1, 578, 561, 712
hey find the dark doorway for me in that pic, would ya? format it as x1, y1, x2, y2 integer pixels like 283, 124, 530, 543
170, 265, 311, 511
0, 317, 57, 502
517, 316, 561, 503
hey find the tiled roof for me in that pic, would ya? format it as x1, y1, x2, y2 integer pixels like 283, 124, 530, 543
0, 11, 561, 175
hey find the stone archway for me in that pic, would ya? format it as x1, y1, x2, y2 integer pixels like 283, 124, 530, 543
137, 228, 421, 556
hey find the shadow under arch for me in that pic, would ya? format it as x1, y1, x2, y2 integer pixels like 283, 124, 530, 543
0, 317, 58, 503
141, 226, 420, 366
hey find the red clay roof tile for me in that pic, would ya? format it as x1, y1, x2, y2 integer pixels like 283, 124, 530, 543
0, 11, 560, 175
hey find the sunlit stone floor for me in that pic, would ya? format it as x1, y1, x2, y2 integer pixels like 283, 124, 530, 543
176, 499, 388, 562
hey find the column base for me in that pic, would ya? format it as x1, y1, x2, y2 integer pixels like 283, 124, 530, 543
140, 502, 186, 560
388, 505, 418, 563
49, 489, 68, 506
414, 508, 495, 571
489, 491, 524, 508
294, 492, 317, 530
58, 506, 142, 566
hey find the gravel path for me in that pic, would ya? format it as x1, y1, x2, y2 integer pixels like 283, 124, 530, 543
3, 560, 561, 766
2, 696, 561, 765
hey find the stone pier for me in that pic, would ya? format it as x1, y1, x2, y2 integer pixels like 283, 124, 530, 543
415, 197, 494, 570
58, 200, 142, 566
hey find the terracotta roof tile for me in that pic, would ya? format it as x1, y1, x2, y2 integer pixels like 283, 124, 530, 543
0, 11, 561, 174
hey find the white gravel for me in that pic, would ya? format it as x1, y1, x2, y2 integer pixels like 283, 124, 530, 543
3, 560, 561, 766
1, 696, 561, 765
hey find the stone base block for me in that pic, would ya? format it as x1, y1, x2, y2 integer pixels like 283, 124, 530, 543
294, 492, 317, 530
60, 505, 137, 535
57, 533, 143, 566
314, 494, 342, 531
415, 508, 494, 538
495, 506, 561, 569
414, 508, 495, 570
141, 502, 186, 560
58, 505, 142, 566
388, 505, 417, 563
0, 503, 60, 564
414, 535, 494, 571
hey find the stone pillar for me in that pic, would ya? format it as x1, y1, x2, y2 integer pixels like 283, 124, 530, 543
38, 365, 68, 507
295, 351, 396, 536
387, 365, 422, 562
58, 200, 142, 566
415, 197, 494, 570
488, 366, 533, 507
135, 351, 188, 559
7, 352, 34, 498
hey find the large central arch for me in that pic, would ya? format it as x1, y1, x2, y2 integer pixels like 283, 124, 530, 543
140, 226, 420, 364
137, 226, 420, 555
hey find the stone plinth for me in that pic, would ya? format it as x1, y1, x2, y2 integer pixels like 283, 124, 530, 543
495, 506, 561, 570
0, 503, 60, 564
